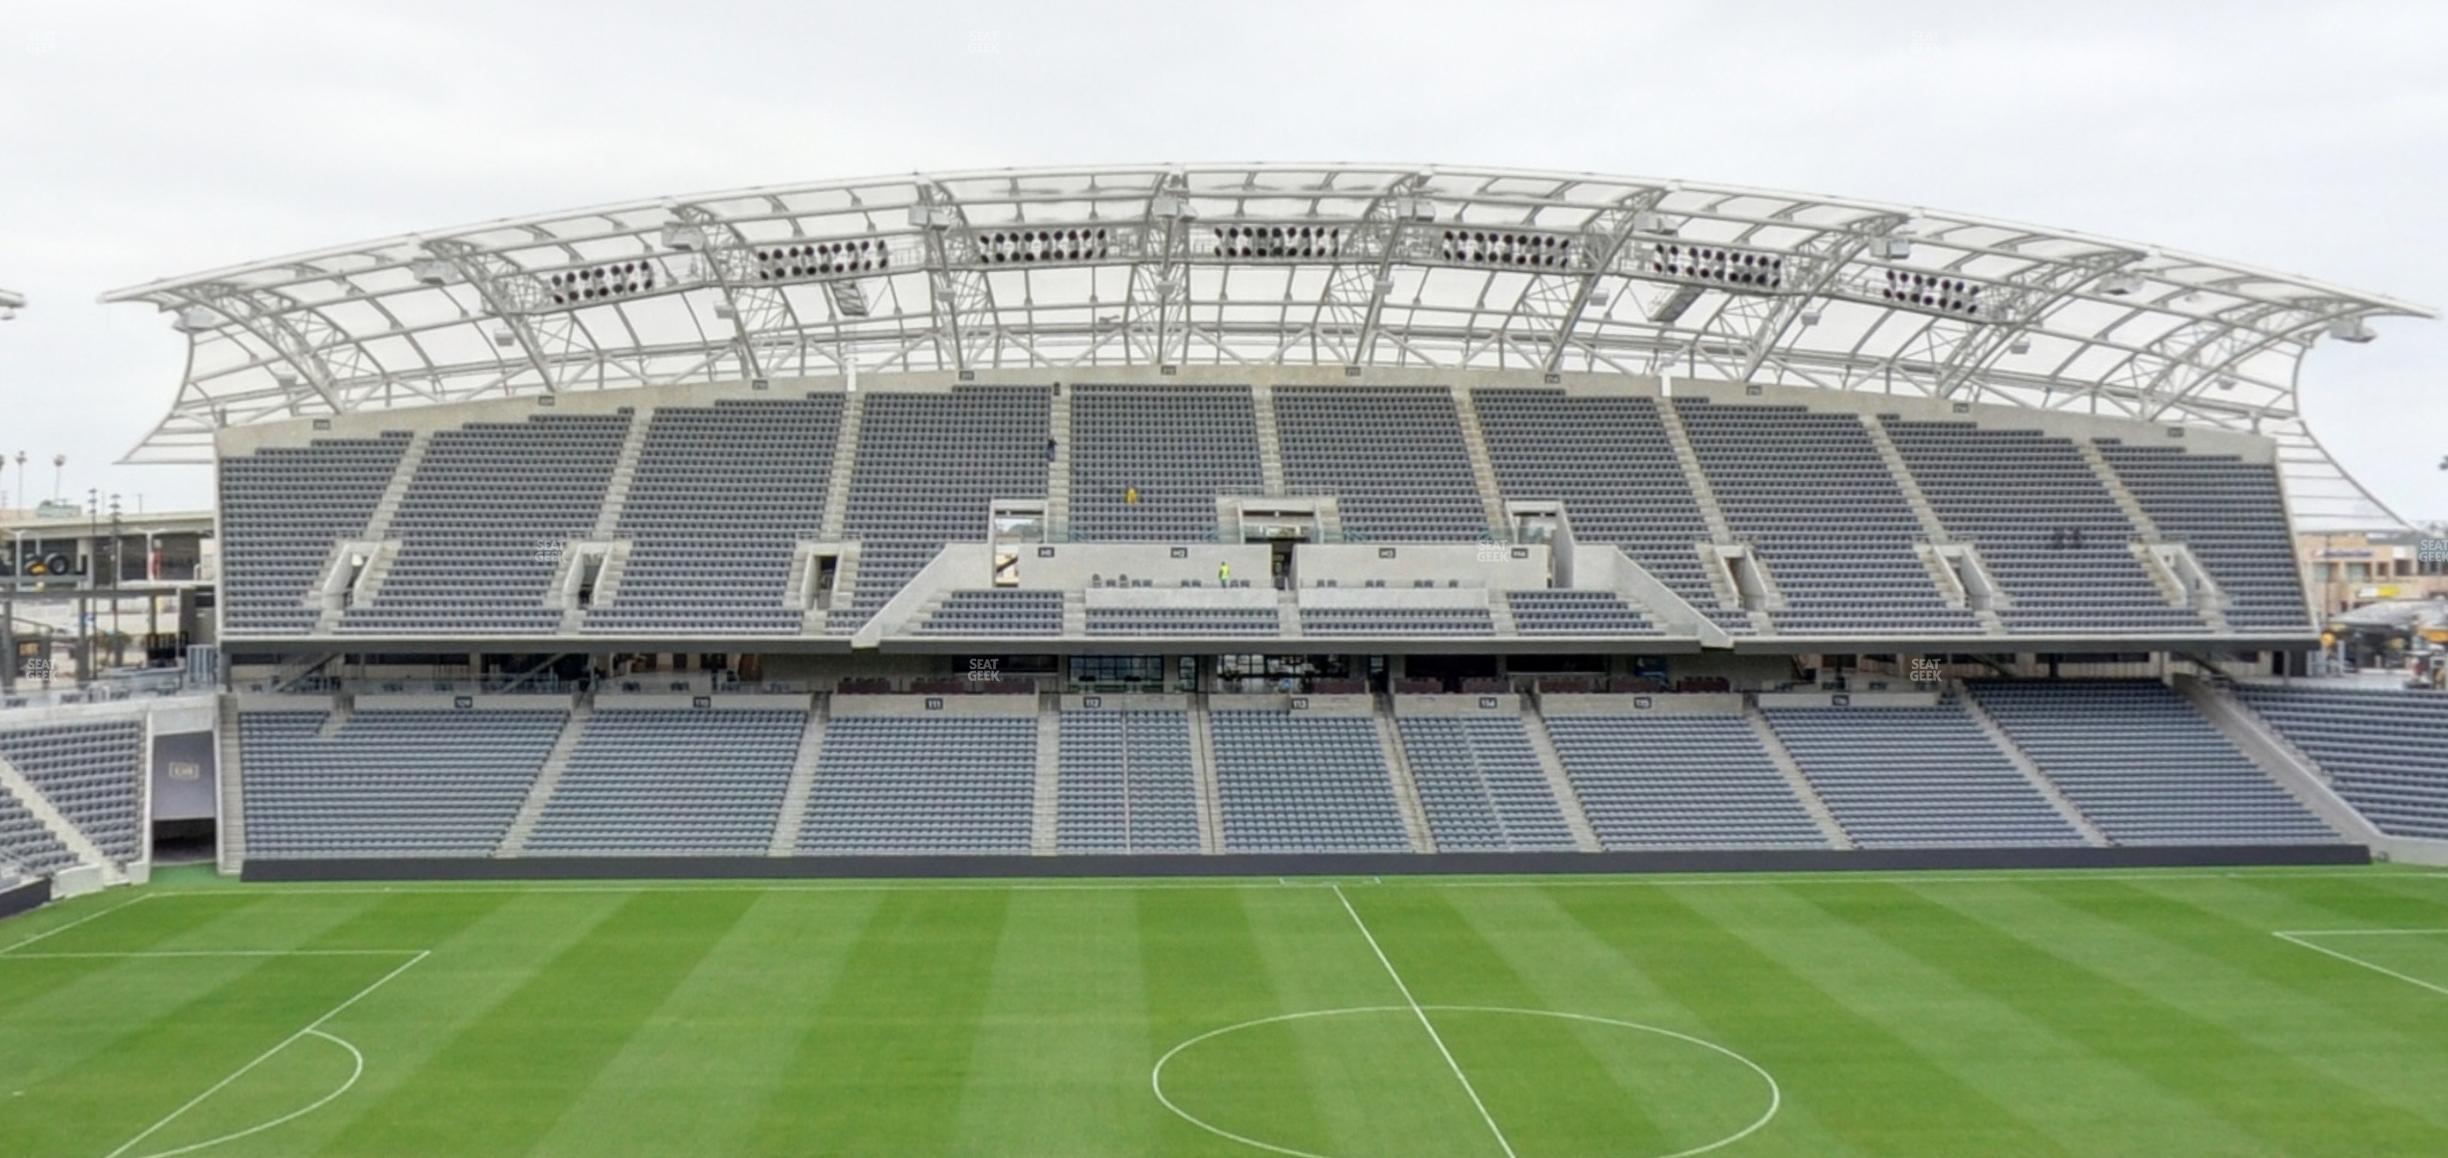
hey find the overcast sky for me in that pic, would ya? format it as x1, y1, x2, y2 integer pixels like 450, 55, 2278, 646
0, 0, 2439, 521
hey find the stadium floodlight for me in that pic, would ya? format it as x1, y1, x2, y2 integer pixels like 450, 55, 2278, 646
1586, 284, 1612, 308
2098, 271, 2145, 296
2326, 316, 2377, 343
492, 325, 519, 348
409, 257, 455, 286
0, 288, 22, 320
1877, 236, 1913, 260
2215, 374, 2239, 390
2008, 335, 2032, 355
1393, 194, 1438, 222
909, 203, 954, 230
1632, 211, 1676, 236
1799, 307, 1822, 326
173, 306, 217, 333
1373, 272, 1396, 297
659, 223, 705, 251
713, 302, 738, 320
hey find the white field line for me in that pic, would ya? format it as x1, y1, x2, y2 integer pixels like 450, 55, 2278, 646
0, 893, 154, 955
129, 1029, 364, 1158
101, 949, 430, 1158
1331, 884, 1518, 1158
5, 949, 426, 960
2271, 930, 2448, 999
125, 867, 2446, 900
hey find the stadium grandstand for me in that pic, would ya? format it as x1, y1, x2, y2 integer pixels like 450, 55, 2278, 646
10, 162, 2448, 1158
1, 163, 2441, 891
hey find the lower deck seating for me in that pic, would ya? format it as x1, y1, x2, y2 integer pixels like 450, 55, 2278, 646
1503, 590, 1660, 635
1211, 712, 1409, 852
1086, 607, 1280, 635
1056, 711, 1202, 852
1767, 703, 2086, 848
0, 720, 145, 865
917, 590, 1066, 636
2234, 684, 2448, 840
1301, 608, 1493, 636
0, 784, 76, 875
1397, 716, 1575, 851
1546, 714, 1830, 849
1968, 680, 2338, 844
527, 710, 806, 855
798, 716, 1037, 854
241, 709, 566, 858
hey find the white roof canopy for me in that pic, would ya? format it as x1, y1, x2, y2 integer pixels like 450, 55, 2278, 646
104, 164, 2434, 528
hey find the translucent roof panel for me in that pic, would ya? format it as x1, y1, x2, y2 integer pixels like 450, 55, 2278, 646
102, 164, 2433, 527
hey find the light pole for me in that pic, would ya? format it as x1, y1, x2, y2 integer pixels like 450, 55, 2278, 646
108, 494, 123, 668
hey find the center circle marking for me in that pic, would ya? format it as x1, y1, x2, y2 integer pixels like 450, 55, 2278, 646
1150, 1004, 1781, 1158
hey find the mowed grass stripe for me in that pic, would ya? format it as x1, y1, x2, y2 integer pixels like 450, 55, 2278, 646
2012, 879, 2448, 1132
313, 890, 762, 1156
264, 892, 652, 1158
1137, 884, 1333, 1156
0, 892, 456, 1158
1919, 880, 2448, 1152
97, 892, 529, 1158
949, 890, 1155, 1157
1238, 886, 1516, 1158
1779, 881, 2324, 1157
1335, 887, 1681, 1156
740, 888, 1013, 1156
1439, 884, 1879, 1158
1550, 883, 2077, 1157
1678, 882, 2278, 1158
522, 890, 888, 1158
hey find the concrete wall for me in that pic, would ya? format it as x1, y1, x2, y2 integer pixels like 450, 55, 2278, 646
351, 693, 578, 713
1295, 543, 1548, 589
244, 843, 2369, 883
1393, 693, 1524, 717
829, 694, 1039, 719
1019, 543, 1269, 589
592, 693, 814, 712
1538, 692, 1746, 716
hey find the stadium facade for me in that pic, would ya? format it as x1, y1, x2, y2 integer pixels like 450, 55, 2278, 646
2, 166, 2444, 897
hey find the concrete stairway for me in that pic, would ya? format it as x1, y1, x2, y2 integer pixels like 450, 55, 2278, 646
2080, 439, 2165, 541
1188, 695, 1223, 854
1248, 383, 1288, 496
1862, 415, 1950, 544
1374, 697, 1437, 853
495, 702, 591, 858
1522, 711, 1603, 852
591, 407, 655, 539
1045, 387, 1073, 540
1449, 385, 1512, 540
1958, 689, 2112, 846
362, 430, 430, 542
216, 695, 247, 874
1031, 694, 1062, 855
819, 389, 866, 541
2174, 677, 2382, 846
769, 694, 829, 855
0, 752, 121, 883
1656, 398, 1735, 545
1744, 703, 1854, 849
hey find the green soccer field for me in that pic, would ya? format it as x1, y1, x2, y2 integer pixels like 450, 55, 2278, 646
4, 866, 2446, 1158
